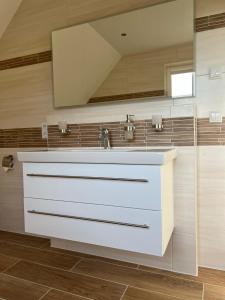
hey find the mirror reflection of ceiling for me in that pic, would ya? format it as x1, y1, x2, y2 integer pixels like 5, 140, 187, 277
52, 0, 194, 108
90, 0, 193, 56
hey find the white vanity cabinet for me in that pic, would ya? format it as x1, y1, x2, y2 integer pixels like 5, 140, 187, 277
18, 149, 176, 256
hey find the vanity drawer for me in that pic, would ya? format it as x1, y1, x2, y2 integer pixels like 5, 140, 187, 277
24, 198, 164, 256
23, 163, 162, 210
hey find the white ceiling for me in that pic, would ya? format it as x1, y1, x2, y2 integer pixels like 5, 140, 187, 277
0, 0, 22, 40
91, 0, 193, 55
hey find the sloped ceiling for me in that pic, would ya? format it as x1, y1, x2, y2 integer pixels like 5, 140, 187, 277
0, 0, 22, 40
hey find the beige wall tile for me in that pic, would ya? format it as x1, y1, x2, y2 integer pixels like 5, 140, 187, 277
196, 0, 225, 18
172, 233, 197, 275
0, 63, 52, 128
196, 28, 225, 76
198, 146, 225, 270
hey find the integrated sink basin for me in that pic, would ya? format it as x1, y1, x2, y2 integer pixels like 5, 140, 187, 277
18, 148, 176, 165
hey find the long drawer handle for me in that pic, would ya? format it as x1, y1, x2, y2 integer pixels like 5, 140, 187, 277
26, 174, 148, 183
27, 210, 150, 229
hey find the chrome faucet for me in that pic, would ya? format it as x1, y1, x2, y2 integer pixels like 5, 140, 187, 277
99, 128, 111, 149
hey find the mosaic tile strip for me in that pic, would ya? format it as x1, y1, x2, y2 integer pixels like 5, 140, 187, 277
0, 117, 195, 148
47, 117, 195, 148
0, 127, 47, 148
196, 13, 225, 32
197, 118, 225, 145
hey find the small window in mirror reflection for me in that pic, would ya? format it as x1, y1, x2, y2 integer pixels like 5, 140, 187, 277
171, 72, 193, 98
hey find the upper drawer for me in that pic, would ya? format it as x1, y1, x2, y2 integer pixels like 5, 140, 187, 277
23, 163, 162, 210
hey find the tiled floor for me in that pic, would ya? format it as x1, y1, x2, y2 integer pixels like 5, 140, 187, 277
0, 231, 224, 299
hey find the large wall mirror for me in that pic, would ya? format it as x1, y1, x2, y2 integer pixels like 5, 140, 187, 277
52, 0, 194, 108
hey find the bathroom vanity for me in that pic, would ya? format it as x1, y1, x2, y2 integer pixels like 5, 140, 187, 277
18, 149, 176, 256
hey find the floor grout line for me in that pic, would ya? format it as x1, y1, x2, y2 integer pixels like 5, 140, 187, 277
124, 286, 192, 300
38, 288, 52, 300
1, 258, 22, 273
53, 288, 95, 300
69, 258, 83, 271
120, 285, 128, 300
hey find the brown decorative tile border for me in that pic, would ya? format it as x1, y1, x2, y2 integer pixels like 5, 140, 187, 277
196, 13, 225, 32
0, 117, 195, 148
89, 90, 165, 103
5, 117, 225, 148
197, 118, 225, 145
0, 127, 47, 148
46, 116, 195, 148
0, 51, 52, 71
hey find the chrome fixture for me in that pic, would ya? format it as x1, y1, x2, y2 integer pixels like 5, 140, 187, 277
124, 114, 136, 140
152, 114, 163, 132
58, 121, 71, 135
99, 128, 111, 149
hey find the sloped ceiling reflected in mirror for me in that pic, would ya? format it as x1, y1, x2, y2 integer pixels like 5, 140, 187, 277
52, 0, 194, 108
52, 24, 121, 107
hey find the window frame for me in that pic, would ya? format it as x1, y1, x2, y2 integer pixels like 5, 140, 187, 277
164, 61, 194, 99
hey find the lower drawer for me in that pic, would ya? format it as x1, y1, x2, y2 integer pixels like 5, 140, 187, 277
24, 198, 164, 256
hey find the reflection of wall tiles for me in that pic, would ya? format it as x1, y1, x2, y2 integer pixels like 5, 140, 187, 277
89, 91, 165, 103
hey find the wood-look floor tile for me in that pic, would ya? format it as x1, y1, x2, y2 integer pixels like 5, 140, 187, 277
140, 266, 225, 288
198, 267, 225, 286
0, 253, 19, 272
123, 287, 184, 300
44, 245, 137, 268
139, 266, 197, 282
42, 289, 90, 300
0, 241, 80, 270
0, 230, 48, 248
73, 260, 203, 300
204, 284, 225, 300
0, 273, 49, 300
5, 260, 126, 300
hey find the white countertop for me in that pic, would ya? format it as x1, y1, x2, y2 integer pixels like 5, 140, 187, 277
18, 148, 177, 165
